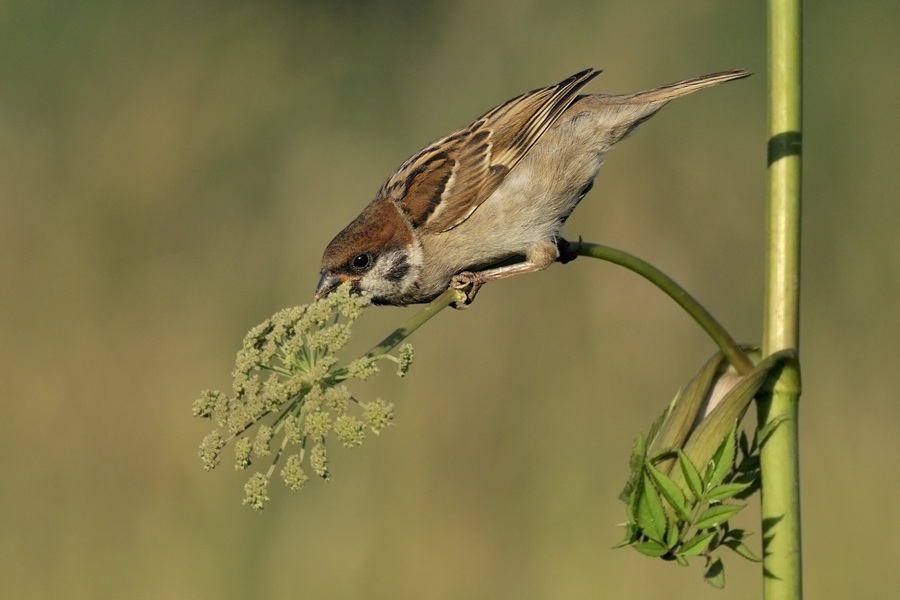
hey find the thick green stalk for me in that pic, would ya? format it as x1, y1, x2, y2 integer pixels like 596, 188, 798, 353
578, 242, 754, 375
759, 0, 803, 598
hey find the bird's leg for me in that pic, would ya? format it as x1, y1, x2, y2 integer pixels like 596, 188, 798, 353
450, 239, 558, 307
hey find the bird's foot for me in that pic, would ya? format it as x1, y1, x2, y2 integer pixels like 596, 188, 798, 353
449, 272, 484, 309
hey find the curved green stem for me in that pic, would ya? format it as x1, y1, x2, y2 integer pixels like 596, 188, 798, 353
366, 288, 466, 359
577, 242, 754, 375
328, 288, 465, 385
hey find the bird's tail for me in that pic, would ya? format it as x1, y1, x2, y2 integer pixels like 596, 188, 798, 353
623, 69, 751, 104
576, 69, 751, 148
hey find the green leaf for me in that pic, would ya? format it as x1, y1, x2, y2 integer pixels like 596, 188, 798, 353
704, 556, 726, 588
665, 519, 680, 549
738, 430, 750, 457
624, 467, 648, 524
705, 422, 737, 490
629, 433, 648, 474
646, 461, 691, 521
636, 474, 669, 544
677, 450, 704, 501
649, 447, 677, 463
694, 504, 745, 529
633, 540, 669, 557
613, 522, 639, 549
723, 539, 762, 562
679, 531, 716, 556
619, 475, 636, 510
620, 433, 647, 507
707, 481, 754, 502
675, 554, 689, 567
646, 404, 672, 449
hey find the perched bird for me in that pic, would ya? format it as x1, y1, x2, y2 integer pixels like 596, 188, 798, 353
316, 68, 750, 306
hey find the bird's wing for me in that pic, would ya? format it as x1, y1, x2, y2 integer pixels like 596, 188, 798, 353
377, 69, 600, 234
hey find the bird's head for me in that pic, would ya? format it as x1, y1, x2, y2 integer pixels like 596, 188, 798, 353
317, 199, 421, 306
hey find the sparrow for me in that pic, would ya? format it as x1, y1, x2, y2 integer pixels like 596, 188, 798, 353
316, 68, 750, 306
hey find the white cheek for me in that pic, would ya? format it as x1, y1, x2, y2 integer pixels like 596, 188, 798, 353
359, 271, 395, 298
360, 256, 395, 293
359, 246, 421, 300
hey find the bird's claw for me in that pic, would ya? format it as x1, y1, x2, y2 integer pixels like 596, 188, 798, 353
449, 273, 483, 309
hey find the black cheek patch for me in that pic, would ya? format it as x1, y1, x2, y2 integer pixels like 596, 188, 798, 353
384, 253, 410, 282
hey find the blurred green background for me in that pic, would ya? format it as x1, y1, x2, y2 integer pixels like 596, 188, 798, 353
2, 1, 898, 598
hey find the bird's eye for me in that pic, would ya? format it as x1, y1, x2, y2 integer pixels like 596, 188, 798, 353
352, 254, 370, 269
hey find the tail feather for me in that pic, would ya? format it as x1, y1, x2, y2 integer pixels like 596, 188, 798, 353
623, 69, 751, 104
572, 69, 751, 147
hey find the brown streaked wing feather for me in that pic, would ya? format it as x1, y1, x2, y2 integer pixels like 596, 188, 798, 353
429, 68, 600, 233
379, 69, 601, 234
390, 148, 455, 228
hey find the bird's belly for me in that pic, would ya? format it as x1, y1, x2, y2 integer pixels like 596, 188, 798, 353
420, 135, 604, 290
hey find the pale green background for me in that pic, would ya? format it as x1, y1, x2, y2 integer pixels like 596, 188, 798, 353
2, 1, 898, 598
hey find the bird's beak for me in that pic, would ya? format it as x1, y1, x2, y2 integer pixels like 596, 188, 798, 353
315, 269, 345, 299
